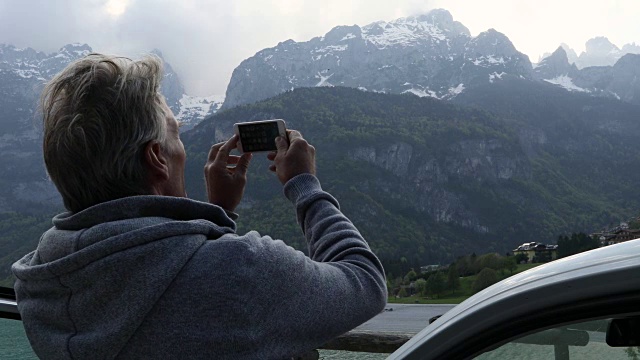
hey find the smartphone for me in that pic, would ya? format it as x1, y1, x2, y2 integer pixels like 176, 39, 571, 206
234, 119, 287, 153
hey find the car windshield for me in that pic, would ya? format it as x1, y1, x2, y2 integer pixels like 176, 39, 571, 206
1, 1, 640, 359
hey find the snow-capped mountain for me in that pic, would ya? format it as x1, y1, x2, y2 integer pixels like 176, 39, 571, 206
0, 43, 222, 212
0, 43, 93, 211
177, 94, 224, 131
575, 37, 640, 68
541, 37, 640, 69
223, 9, 533, 109
534, 46, 640, 104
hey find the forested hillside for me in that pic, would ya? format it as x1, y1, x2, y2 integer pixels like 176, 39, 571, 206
3, 83, 639, 282
182, 85, 640, 273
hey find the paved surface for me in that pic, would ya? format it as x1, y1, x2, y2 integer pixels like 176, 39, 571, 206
354, 304, 456, 334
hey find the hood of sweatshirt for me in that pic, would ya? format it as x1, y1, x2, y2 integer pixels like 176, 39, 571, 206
12, 196, 236, 359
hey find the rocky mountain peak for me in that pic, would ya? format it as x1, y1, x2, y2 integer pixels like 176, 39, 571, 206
550, 46, 569, 61
416, 9, 470, 37
0, 44, 46, 63
149, 48, 186, 110
60, 43, 92, 53
621, 43, 640, 54
361, 9, 470, 49
544, 38, 640, 70
575, 37, 623, 68
468, 29, 518, 57
323, 25, 362, 43
55, 43, 93, 62
223, 11, 535, 109
560, 43, 579, 64
584, 36, 619, 56
533, 46, 578, 81
610, 54, 640, 103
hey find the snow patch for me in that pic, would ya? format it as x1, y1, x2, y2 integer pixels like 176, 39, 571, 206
544, 75, 590, 93
176, 94, 224, 129
362, 16, 448, 49
315, 45, 348, 53
489, 72, 506, 83
402, 88, 439, 99
448, 84, 465, 96
15, 68, 40, 78
315, 72, 334, 87
341, 33, 356, 41
471, 55, 506, 67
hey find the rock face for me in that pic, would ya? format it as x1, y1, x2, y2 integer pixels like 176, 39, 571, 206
223, 9, 532, 109
534, 47, 579, 80
0, 43, 222, 212
345, 138, 528, 235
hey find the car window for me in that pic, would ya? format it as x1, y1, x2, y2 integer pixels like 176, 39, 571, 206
474, 319, 635, 360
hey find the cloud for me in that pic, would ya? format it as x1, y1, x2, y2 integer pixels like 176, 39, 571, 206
0, 0, 108, 51
0, 0, 436, 95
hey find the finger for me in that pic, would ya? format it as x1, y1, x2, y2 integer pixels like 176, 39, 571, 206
212, 135, 239, 167
207, 141, 225, 162
287, 130, 303, 144
267, 151, 277, 161
275, 135, 288, 152
227, 155, 240, 165
235, 152, 252, 177
269, 164, 276, 172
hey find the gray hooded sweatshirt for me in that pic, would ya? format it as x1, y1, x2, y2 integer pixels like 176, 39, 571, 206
12, 174, 387, 359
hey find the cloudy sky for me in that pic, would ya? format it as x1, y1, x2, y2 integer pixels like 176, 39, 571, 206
0, 0, 638, 96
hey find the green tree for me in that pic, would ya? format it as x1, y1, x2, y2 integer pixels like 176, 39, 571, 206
514, 253, 529, 264
625, 347, 640, 360
472, 268, 499, 294
477, 253, 501, 271
501, 256, 518, 275
404, 269, 418, 283
557, 232, 598, 258
400, 257, 408, 275
532, 251, 552, 263
447, 265, 460, 295
454, 255, 475, 276
414, 278, 427, 296
425, 272, 445, 298
398, 287, 408, 298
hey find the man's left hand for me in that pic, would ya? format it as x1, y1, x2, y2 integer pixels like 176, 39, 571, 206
205, 135, 252, 213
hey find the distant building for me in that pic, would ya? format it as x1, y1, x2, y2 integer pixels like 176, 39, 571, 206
599, 228, 640, 246
512, 242, 558, 263
420, 265, 441, 274
592, 220, 640, 247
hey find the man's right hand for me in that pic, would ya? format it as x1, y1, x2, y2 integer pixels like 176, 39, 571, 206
267, 130, 316, 185
205, 135, 252, 212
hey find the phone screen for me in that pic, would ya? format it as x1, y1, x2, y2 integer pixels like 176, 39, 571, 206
237, 121, 281, 152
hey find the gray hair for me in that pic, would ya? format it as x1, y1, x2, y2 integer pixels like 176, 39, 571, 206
42, 53, 168, 212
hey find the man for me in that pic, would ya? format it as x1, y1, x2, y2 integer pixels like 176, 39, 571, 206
11, 54, 387, 359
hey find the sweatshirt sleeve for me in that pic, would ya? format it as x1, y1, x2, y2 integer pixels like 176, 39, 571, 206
246, 173, 388, 357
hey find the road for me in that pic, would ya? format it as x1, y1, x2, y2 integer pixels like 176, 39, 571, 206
354, 303, 456, 334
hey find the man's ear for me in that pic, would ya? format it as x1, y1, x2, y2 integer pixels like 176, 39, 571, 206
144, 141, 170, 181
